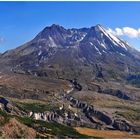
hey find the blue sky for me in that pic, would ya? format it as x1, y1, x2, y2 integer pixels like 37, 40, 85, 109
0, 1, 140, 52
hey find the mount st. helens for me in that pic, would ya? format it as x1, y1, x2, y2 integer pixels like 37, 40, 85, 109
0, 24, 140, 81
0, 24, 140, 138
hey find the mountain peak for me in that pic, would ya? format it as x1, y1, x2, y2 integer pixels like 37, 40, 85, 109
1, 23, 140, 80
49, 24, 67, 31
41, 24, 66, 33
50, 24, 62, 28
95, 24, 103, 28
94, 24, 106, 32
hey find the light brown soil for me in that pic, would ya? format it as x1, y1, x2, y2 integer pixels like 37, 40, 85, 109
75, 127, 140, 139
0, 118, 36, 138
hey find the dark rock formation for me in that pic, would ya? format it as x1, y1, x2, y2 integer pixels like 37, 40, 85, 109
70, 79, 82, 91
113, 119, 132, 132
0, 97, 11, 113
103, 89, 131, 100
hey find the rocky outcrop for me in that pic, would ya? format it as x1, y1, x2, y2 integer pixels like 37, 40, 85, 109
69, 97, 112, 126
29, 111, 63, 124
85, 109, 113, 125
132, 126, 140, 134
0, 97, 11, 113
65, 96, 140, 133
69, 79, 82, 91
103, 89, 131, 100
87, 83, 131, 101
1, 94, 139, 134
112, 119, 132, 132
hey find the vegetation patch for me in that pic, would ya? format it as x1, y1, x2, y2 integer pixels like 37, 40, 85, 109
16, 116, 93, 138
115, 110, 140, 123
21, 103, 53, 112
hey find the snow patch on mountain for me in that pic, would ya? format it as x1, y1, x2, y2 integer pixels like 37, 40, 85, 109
79, 33, 87, 42
95, 46, 102, 55
38, 50, 42, 56
98, 25, 128, 51
103, 50, 107, 53
48, 36, 57, 47
120, 53, 126, 56
99, 41, 107, 49
90, 42, 93, 45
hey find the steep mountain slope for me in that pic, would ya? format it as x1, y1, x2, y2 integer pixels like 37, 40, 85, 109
1, 24, 140, 82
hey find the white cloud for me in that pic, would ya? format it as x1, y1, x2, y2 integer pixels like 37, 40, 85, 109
123, 27, 139, 38
107, 27, 140, 38
115, 28, 123, 36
